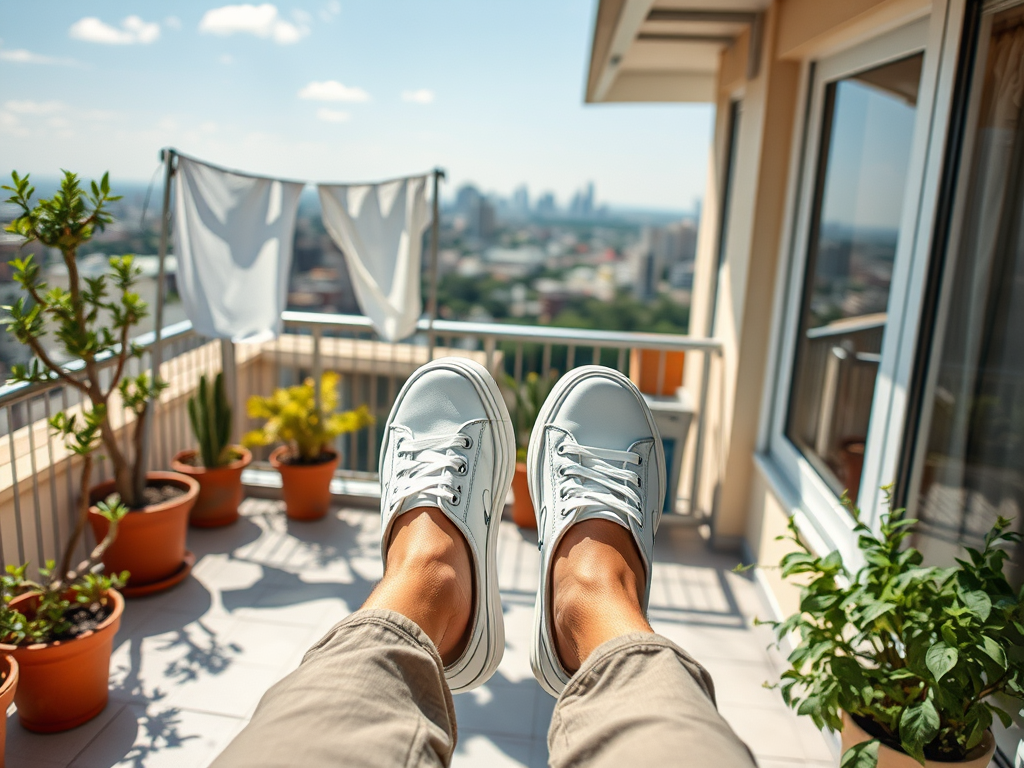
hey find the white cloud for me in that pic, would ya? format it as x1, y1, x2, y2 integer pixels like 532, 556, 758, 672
0, 46, 79, 66
164, 16, 182, 31
199, 4, 309, 45
5, 100, 65, 115
401, 89, 435, 104
319, 0, 341, 22
298, 80, 369, 102
69, 16, 161, 45
316, 108, 350, 123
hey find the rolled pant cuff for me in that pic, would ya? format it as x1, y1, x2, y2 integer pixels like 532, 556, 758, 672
306, 608, 444, 667
560, 631, 718, 707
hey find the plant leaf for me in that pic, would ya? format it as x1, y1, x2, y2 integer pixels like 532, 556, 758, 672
925, 642, 958, 682
979, 636, 1007, 670
900, 700, 940, 764
962, 590, 991, 621
841, 740, 880, 768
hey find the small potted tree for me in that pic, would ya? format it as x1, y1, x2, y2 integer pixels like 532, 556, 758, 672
0, 409, 128, 733
765, 488, 1023, 768
0, 653, 18, 756
172, 373, 252, 527
244, 372, 373, 520
3, 171, 198, 594
505, 371, 558, 529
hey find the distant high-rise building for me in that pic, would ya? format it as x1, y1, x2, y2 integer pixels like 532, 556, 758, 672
455, 184, 483, 215
569, 182, 596, 218
512, 185, 530, 214
535, 192, 557, 217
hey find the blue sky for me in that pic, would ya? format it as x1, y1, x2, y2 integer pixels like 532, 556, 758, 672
0, 1, 713, 210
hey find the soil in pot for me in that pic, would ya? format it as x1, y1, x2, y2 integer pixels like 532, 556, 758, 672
0, 590, 123, 733
172, 447, 252, 528
510, 462, 536, 528
89, 471, 198, 588
270, 446, 338, 521
0, 654, 18, 762
841, 711, 996, 768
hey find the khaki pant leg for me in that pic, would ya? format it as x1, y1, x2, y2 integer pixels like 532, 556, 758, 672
548, 633, 757, 768
210, 608, 457, 768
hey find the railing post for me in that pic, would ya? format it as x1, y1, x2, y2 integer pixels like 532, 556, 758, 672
220, 338, 238, 444
139, 147, 175, 480
312, 325, 324, 413
690, 349, 715, 519
426, 168, 445, 360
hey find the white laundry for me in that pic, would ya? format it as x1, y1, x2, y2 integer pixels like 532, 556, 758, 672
173, 155, 304, 341
318, 175, 430, 342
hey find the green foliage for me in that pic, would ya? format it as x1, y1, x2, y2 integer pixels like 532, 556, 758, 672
188, 373, 234, 468
504, 371, 558, 462
2, 170, 161, 508
243, 372, 374, 463
0, 499, 129, 645
766, 488, 1024, 766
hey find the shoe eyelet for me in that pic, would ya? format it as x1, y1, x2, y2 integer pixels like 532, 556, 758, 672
462, 435, 473, 449
637, 456, 643, 466
451, 493, 460, 505
637, 478, 642, 488
457, 460, 468, 476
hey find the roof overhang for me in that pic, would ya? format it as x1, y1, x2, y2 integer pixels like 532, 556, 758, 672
585, 0, 769, 103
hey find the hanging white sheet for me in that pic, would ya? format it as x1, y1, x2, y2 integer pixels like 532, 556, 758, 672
318, 175, 430, 342
173, 155, 304, 341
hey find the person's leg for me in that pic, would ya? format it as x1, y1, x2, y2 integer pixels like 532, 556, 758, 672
212, 357, 513, 768
547, 519, 757, 768
210, 507, 471, 768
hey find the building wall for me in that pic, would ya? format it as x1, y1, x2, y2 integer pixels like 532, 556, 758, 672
692, 0, 937, 561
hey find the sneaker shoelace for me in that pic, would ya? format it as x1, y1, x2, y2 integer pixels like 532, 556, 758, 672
556, 441, 644, 527
389, 433, 470, 515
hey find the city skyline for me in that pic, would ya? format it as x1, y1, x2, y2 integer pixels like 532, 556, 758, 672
0, 1, 714, 210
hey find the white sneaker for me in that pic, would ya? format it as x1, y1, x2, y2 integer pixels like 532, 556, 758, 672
379, 357, 515, 693
527, 365, 665, 697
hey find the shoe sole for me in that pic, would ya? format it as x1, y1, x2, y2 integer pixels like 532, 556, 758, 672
378, 356, 515, 694
526, 365, 666, 697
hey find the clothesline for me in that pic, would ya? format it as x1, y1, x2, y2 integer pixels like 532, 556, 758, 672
169, 147, 442, 189
161, 147, 442, 346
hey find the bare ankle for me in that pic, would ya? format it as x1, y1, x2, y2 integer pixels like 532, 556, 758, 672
550, 520, 651, 671
363, 507, 474, 663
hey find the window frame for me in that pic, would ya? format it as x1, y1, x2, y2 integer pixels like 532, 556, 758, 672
764, 14, 949, 565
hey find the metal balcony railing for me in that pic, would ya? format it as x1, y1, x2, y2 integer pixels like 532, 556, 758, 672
0, 312, 724, 574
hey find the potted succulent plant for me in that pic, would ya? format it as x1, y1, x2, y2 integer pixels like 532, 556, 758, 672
172, 373, 252, 527
244, 372, 373, 521
764, 487, 1023, 768
3, 171, 198, 594
504, 371, 558, 529
0, 408, 128, 733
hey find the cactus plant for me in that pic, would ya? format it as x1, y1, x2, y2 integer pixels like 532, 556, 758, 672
187, 373, 234, 468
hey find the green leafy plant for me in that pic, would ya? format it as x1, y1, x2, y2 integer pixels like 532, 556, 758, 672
243, 372, 374, 463
188, 373, 235, 468
2, 170, 167, 508
0, 418, 129, 645
765, 488, 1024, 766
504, 371, 558, 463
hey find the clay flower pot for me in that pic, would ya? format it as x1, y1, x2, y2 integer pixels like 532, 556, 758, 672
172, 447, 252, 528
841, 711, 995, 768
511, 462, 536, 529
89, 471, 198, 590
0, 590, 122, 733
270, 446, 338, 521
0, 653, 18, 758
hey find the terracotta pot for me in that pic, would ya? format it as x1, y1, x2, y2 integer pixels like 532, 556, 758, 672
0, 590, 122, 733
629, 348, 685, 396
88, 472, 198, 588
172, 447, 252, 528
270, 446, 338, 521
840, 440, 866, 505
841, 711, 995, 768
511, 462, 536, 529
0, 654, 18, 761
